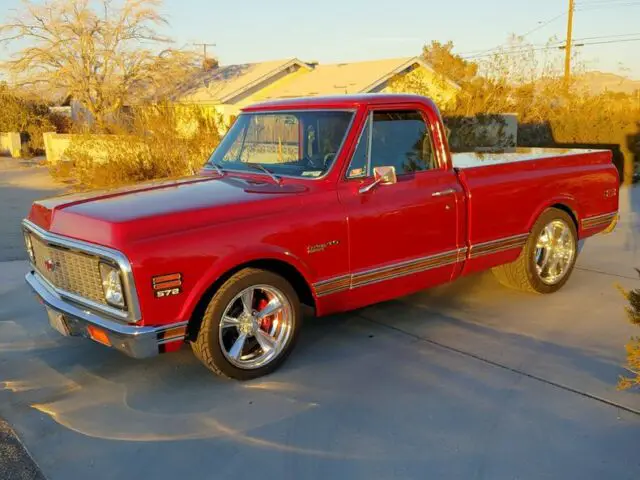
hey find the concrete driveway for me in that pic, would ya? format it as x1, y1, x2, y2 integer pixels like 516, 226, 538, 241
0, 168, 639, 479
0, 158, 64, 262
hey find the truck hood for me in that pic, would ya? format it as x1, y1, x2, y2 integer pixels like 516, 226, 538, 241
27, 174, 306, 248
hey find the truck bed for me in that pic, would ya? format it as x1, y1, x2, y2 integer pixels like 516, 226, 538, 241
452, 147, 610, 169
451, 146, 619, 276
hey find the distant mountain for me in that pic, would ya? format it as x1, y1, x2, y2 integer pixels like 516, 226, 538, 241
575, 71, 640, 95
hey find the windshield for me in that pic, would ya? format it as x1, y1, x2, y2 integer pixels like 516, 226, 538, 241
206, 110, 354, 178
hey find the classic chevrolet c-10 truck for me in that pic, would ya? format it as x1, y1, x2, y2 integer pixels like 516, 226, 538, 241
23, 93, 619, 379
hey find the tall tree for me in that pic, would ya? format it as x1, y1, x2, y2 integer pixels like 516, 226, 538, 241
0, 0, 197, 128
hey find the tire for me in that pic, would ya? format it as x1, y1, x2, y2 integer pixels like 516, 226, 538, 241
191, 268, 302, 380
492, 208, 578, 294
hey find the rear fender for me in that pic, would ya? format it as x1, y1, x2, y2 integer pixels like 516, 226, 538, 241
526, 195, 581, 235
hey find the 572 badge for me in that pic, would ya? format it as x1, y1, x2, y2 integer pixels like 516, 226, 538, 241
151, 273, 183, 298
155, 287, 181, 298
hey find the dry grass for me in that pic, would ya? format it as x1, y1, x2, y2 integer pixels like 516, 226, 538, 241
391, 39, 640, 181
53, 102, 226, 189
617, 278, 640, 390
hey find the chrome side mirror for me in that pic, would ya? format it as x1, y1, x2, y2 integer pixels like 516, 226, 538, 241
358, 166, 397, 194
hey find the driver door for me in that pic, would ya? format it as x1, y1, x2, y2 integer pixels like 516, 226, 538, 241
337, 106, 462, 308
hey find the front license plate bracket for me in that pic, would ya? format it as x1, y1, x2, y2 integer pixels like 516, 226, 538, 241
47, 308, 70, 336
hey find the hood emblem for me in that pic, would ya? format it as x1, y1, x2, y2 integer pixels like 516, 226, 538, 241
44, 259, 58, 272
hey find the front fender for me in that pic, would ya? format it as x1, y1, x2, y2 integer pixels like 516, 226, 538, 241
178, 245, 316, 321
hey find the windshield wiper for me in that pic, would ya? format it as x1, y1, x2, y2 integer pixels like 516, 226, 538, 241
208, 161, 225, 176
246, 163, 282, 185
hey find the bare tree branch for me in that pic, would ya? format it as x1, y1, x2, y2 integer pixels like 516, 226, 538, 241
0, 0, 198, 128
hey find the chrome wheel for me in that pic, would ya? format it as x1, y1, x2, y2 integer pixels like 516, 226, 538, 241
218, 284, 293, 369
534, 219, 576, 285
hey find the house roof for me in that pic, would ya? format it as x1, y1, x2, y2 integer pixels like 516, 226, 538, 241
175, 58, 311, 103
174, 56, 461, 105
260, 57, 461, 99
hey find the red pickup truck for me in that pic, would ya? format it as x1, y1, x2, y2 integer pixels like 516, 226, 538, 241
23, 94, 619, 380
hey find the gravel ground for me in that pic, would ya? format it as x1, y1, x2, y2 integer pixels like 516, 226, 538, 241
0, 418, 45, 480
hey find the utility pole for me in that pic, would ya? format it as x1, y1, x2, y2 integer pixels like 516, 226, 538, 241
193, 42, 216, 70
564, 0, 575, 86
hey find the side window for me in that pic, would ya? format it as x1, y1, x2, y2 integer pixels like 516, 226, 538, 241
370, 110, 435, 175
346, 117, 370, 178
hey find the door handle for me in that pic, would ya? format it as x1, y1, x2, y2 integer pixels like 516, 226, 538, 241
432, 188, 456, 197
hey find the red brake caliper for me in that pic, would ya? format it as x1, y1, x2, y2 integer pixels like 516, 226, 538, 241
257, 298, 273, 332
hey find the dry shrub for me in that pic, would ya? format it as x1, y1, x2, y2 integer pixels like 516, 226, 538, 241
60, 102, 225, 189
617, 275, 640, 390
443, 114, 516, 152
23, 115, 55, 155
48, 111, 73, 134
0, 84, 61, 155
408, 38, 640, 180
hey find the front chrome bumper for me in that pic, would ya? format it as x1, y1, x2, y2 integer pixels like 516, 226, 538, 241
26, 271, 187, 358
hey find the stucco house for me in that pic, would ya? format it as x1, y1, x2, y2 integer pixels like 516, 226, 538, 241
174, 56, 461, 125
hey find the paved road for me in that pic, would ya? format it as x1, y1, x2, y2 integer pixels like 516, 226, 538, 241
0, 158, 58, 479
0, 166, 639, 479
0, 158, 64, 262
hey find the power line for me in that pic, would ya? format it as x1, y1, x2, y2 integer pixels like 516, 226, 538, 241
521, 11, 568, 37
577, 0, 640, 5
457, 2, 638, 61
461, 45, 563, 60
573, 37, 640, 45
576, 1, 640, 11
578, 0, 640, 4
193, 42, 217, 71
193, 42, 216, 63
572, 32, 640, 41
460, 37, 640, 59
456, 11, 568, 58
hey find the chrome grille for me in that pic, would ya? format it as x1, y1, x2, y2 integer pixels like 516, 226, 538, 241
29, 234, 106, 305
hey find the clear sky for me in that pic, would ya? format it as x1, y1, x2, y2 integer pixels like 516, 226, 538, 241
2, 0, 639, 78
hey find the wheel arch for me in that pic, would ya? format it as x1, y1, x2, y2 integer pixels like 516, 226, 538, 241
185, 257, 316, 341
527, 197, 581, 235
549, 203, 579, 233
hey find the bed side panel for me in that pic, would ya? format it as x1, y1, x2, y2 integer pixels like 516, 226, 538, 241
458, 150, 618, 275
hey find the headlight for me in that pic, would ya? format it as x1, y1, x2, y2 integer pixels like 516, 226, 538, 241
23, 232, 35, 263
99, 262, 126, 308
